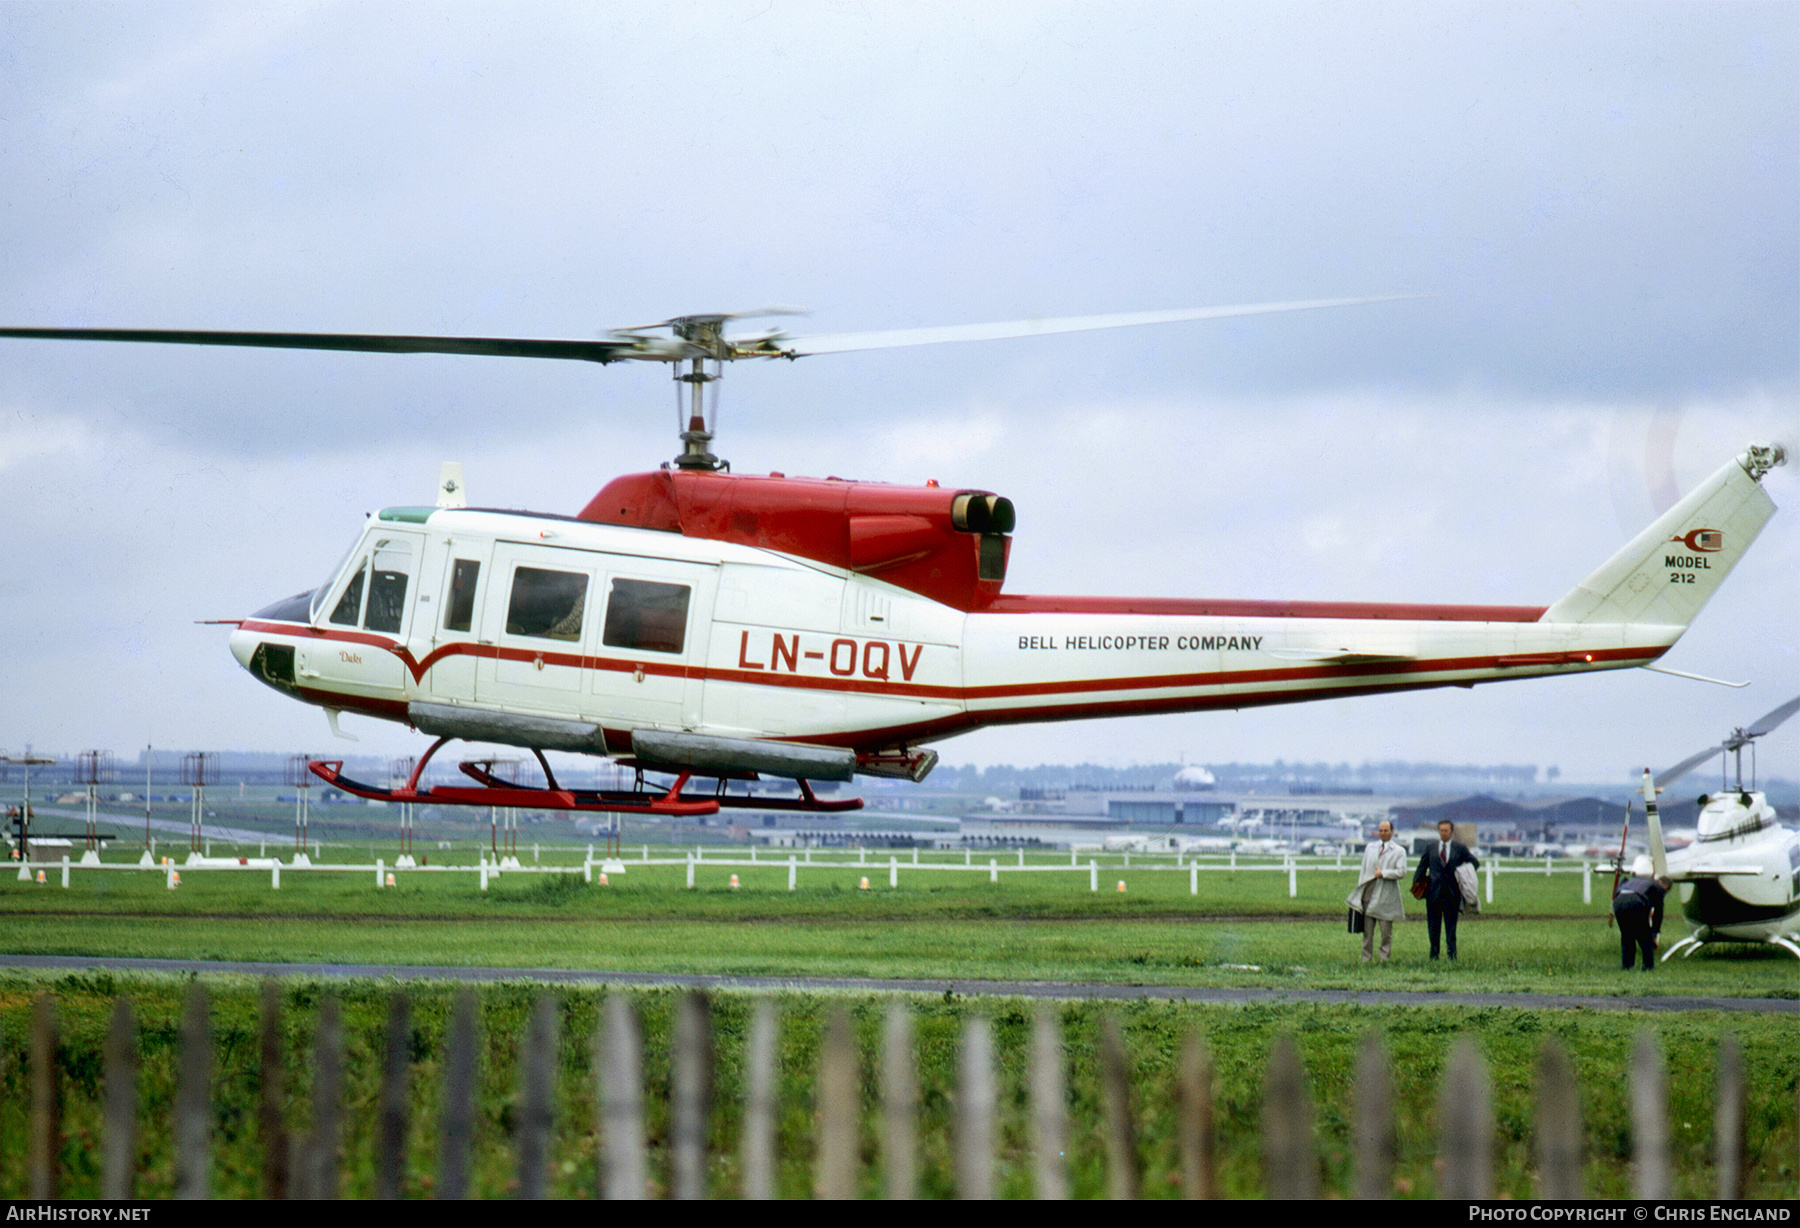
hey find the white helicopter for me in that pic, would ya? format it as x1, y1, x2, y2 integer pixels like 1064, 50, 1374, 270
1636, 695, 1800, 960
0, 304, 1786, 819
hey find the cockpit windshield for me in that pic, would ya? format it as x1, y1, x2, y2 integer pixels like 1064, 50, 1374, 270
309, 531, 367, 623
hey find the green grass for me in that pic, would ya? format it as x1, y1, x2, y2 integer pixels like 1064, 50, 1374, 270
3, 852, 1791, 997
4, 849, 1796, 1198
0, 846, 1636, 919
0, 975, 1794, 1199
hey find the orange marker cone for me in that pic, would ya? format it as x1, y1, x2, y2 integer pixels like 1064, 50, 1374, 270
729, 873, 740, 889
1116, 880, 1127, 893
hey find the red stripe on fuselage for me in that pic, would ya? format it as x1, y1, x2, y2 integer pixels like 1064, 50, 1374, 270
984, 595, 1549, 622
239, 619, 701, 686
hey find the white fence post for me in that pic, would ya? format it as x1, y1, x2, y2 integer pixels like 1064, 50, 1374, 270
889, 857, 898, 888
788, 856, 797, 892
1089, 860, 1098, 892
988, 858, 997, 884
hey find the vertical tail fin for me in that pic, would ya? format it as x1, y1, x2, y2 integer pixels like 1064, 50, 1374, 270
1542, 444, 1782, 626
1640, 769, 1668, 880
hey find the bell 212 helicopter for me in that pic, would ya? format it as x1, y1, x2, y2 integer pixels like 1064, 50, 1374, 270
0, 300, 1786, 818
1634, 695, 1800, 960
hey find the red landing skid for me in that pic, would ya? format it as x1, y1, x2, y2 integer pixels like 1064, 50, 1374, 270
307, 741, 863, 817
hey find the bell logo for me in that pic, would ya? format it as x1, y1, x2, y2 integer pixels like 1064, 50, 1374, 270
1669, 528, 1723, 553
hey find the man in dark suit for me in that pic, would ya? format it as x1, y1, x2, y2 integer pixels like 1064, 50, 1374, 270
1413, 819, 1479, 960
1611, 867, 1672, 971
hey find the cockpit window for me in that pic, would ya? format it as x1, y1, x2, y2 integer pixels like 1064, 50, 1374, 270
364, 540, 413, 633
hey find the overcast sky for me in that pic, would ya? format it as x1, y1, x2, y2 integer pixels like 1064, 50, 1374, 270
2, 2, 1795, 785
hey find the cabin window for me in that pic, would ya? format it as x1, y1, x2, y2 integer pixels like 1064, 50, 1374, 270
444, 559, 481, 633
364, 540, 413, 634
506, 567, 588, 641
603, 578, 690, 654
329, 562, 367, 626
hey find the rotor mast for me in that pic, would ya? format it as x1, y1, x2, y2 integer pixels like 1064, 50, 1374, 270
669, 315, 730, 471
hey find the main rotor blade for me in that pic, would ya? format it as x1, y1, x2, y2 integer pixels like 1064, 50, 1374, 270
0, 327, 637, 364
777, 294, 1428, 357
1746, 694, 1800, 738
1654, 745, 1726, 790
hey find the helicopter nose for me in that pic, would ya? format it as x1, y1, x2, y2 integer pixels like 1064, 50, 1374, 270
229, 623, 257, 671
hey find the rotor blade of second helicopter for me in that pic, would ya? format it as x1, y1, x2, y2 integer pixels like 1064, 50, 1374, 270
0, 327, 637, 363
1746, 694, 1800, 739
1654, 745, 1727, 790
778, 294, 1428, 356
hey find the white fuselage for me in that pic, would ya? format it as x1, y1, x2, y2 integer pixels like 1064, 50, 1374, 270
230, 506, 1679, 758
1667, 794, 1800, 945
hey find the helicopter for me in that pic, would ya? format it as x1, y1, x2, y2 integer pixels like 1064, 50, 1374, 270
1633, 695, 1800, 961
0, 303, 1786, 819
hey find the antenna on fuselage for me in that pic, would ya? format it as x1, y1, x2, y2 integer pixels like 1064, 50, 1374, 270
438, 461, 467, 508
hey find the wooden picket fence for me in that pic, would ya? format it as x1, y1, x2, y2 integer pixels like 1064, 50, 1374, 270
16, 985, 1782, 1199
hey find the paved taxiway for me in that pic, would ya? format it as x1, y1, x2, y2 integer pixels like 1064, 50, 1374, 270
3, 954, 1795, 1013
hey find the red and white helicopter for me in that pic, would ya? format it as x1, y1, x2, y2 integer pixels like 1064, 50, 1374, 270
1, 303, 1785, 818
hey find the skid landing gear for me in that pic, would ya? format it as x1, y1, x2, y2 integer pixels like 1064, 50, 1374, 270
308, 736, 863, 816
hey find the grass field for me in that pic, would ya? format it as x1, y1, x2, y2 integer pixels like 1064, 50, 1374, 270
4, 844, 1796, 1198
3, 847, 1795, 996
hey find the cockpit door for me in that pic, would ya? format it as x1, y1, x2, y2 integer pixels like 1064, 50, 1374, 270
299, 529, 423, 699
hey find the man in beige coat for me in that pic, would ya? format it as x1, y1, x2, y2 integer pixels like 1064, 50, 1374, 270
1347, 819, 1406, 962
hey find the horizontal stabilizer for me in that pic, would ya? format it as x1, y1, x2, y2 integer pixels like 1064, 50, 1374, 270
1542, 445, 1781, 627
1673, 862, 1763, 879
